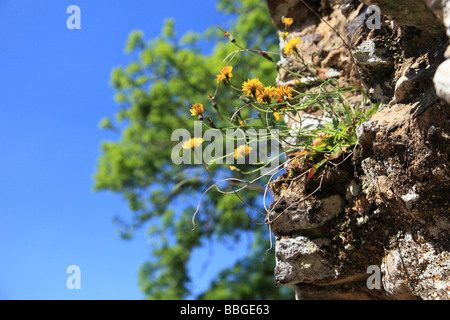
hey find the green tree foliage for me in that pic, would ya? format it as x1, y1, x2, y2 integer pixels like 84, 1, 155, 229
94, 0, 292, 299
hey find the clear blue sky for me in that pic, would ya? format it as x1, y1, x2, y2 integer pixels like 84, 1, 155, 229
0, 0, 250, 300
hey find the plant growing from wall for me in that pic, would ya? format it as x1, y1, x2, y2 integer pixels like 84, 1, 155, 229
186, 17, 377, 235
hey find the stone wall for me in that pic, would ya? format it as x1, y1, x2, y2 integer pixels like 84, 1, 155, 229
266, 0, 449, 300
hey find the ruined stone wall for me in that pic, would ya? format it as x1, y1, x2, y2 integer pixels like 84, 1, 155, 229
266, 0, 449, 300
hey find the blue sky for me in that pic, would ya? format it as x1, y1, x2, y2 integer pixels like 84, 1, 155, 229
0, 0, 250, 300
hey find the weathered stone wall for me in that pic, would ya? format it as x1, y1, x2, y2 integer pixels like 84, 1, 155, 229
266, 0, 449, 300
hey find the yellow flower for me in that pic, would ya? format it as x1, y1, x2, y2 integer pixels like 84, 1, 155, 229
274, 85, 293, 103
216, 73, 227, 83
255, 86, 276, 103
283, 38, 302, 55
190, 103, 204, 116
182, 137, 204, 149
273, 112, 281, 121
283, 17, 294, 27
242, 78, 264, 97
220, 66, 232, 77
216, 65, 233, 83
239, 120, 247, 126
234, 145, 252, 159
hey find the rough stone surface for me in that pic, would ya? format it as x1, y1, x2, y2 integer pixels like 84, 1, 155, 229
353, 39, 391, 65
266, 0, 450, 300
382, 231, 450, 300
434, 0, 450, 104
360, 0, 446, 34
356, 121, 378, 149
268, 195, 344, 233
275, 236, 336, 286
434, 59, 450, 104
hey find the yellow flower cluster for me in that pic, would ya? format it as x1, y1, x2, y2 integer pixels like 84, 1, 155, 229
280, 17, 293, 41
242, 79, 293, 104
216, 65, 233, 83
